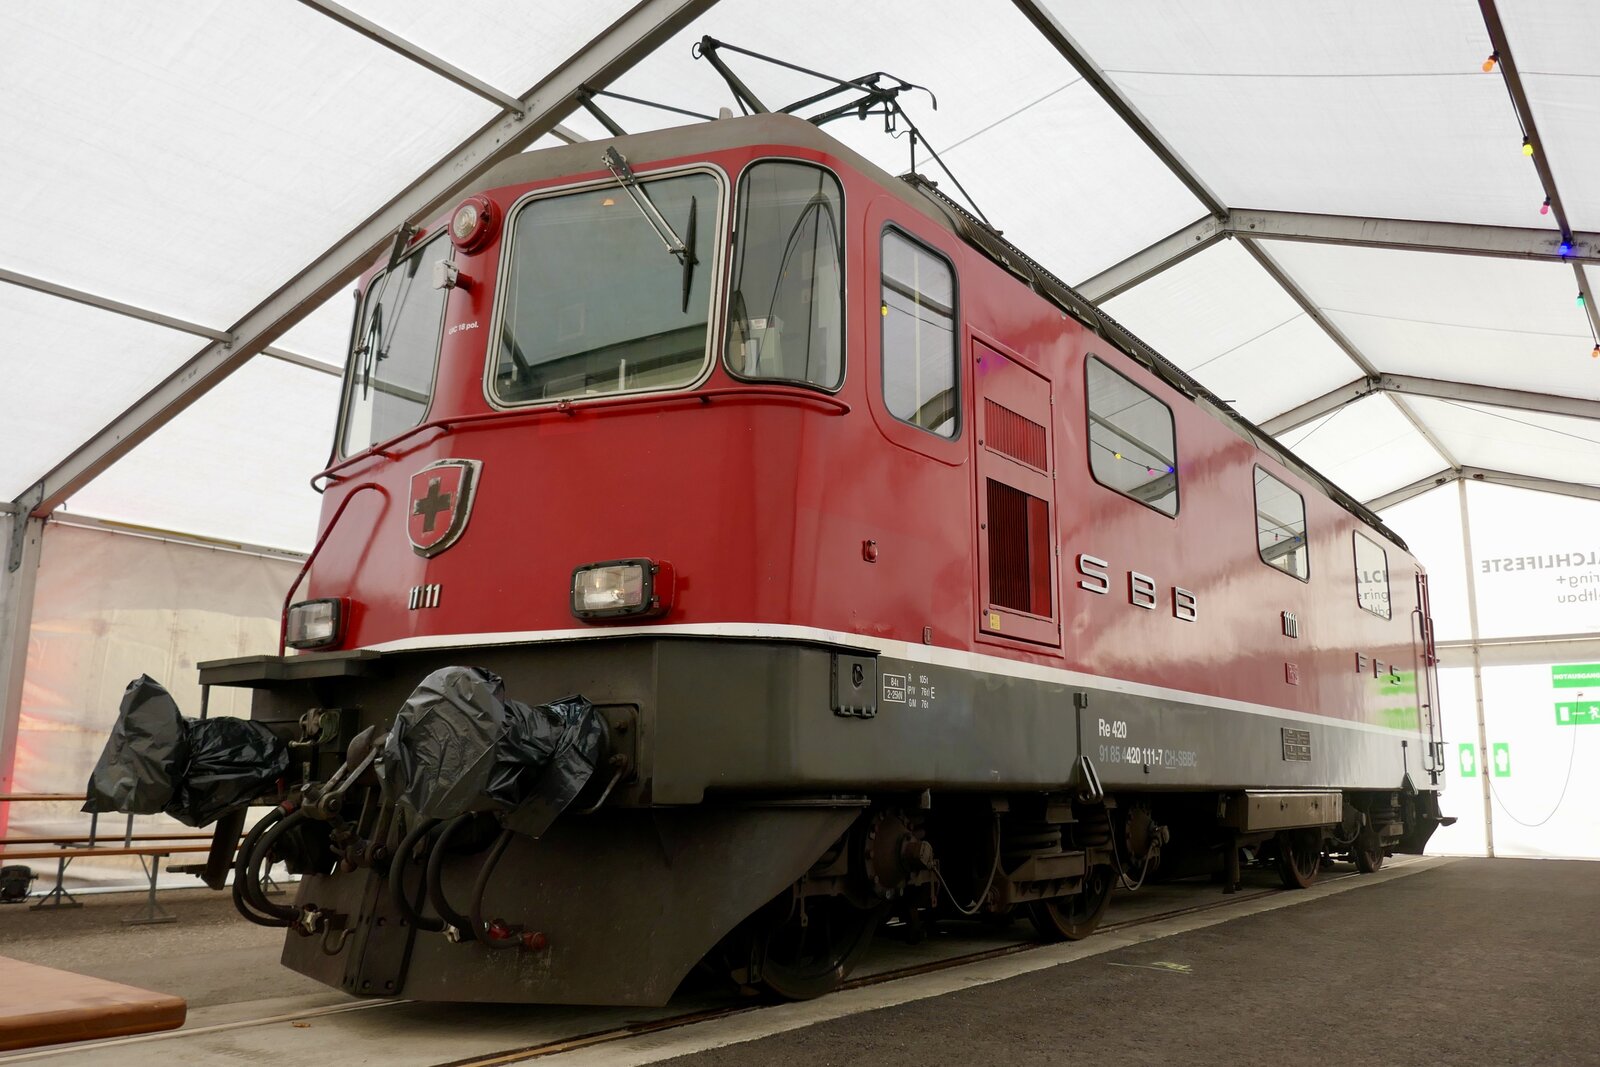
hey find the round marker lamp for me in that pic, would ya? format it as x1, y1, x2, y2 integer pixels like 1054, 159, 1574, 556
448, 195, 496, 252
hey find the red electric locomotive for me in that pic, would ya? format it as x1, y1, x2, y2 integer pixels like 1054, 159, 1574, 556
188, 109, 1448, 1005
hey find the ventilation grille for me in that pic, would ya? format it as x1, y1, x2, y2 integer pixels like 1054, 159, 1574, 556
987, 480, 1052, 617
985, 400, 1047, 470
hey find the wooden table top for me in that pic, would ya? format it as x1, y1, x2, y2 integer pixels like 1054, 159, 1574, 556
0, 956, 186, 1051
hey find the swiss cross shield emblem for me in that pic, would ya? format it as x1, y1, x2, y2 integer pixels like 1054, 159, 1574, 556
407, 459, 481, 558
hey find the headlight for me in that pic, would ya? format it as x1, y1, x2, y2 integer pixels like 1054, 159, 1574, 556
285, 598, 345, 649
570, 559, 673, 620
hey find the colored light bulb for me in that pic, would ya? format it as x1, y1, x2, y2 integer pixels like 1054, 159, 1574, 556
1560, 240, 1574, 257
1593, 345, 1599, 359
1581, 292, 1589, 309
1540, 197, 1551, 216
1482, 52, 1498, 73
1522, 137, 1534, 157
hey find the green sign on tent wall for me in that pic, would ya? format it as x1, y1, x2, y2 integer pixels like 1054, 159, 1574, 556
1458, 742, 1477, 778
1555, 701, 1600, 726
1552, 664, 1600, 688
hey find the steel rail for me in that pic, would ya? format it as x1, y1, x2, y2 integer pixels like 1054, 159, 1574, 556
5, 865, 1398, 1065
436, 876, 1365, 1067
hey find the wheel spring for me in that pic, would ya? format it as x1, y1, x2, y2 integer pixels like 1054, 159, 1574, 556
1002, 824, 1063, 862
1073, 812, 1113, 850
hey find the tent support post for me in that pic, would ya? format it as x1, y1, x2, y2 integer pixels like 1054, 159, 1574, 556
0, 512, 45, 836
1456, 481, 1494, 858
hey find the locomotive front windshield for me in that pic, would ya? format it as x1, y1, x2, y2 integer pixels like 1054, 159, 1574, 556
342, 233, 451, 455
493, 172, 719, 403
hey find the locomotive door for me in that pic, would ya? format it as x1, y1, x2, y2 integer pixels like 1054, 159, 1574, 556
973, 339, 1060, 647
1413, 570, 1445, 783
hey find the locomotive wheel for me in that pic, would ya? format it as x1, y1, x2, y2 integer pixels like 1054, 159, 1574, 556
1026, 864, 1114, 942
744, 896, 883, 1001
1274, 829, 1323, 889
1352, 826, 1385, 874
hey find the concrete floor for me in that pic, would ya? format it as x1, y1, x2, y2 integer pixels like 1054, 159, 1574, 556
2, 857, 1591, 1065
656, 857, 1600, 1067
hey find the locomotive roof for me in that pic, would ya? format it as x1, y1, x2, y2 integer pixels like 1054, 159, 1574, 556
479, 114, 1405, 552
480, 114, 952, 229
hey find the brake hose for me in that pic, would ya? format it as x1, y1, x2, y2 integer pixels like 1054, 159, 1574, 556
469, 829, 519, 951
425, 814, 477, 938
233, 806, 297, 926
243, 808, 307, 923
388, 816, 444, 932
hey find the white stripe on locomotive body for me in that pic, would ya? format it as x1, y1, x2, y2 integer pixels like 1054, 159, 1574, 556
356, 621, 1424, 740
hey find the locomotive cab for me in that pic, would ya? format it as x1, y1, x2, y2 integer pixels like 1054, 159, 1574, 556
187, 113, 1448, 1007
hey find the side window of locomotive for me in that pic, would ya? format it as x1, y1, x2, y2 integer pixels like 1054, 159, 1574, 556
1254, 467, 1309, 581
492, 170, 718, 404
881, 229, 957, 437
725, 162, 844, 389
1085, 357, 1178, 516
1354, 532, 1392, 619
342, 233, 451, 455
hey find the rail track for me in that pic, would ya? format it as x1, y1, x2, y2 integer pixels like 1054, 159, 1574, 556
2, 861, 1418, 1067
435, 877, 1335, 1067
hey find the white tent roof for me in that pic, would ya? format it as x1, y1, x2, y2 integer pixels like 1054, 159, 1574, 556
3, 0, 1596, 551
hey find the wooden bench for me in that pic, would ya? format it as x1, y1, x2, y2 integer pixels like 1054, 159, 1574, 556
0, 844, 220, 924
3, 833, 213, 846
1, 795, 251, 924
0, 956, 186, 1051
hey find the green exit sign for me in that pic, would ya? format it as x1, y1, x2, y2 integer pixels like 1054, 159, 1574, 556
1552, 664, 1600, 689
1555, 701, 1600, 726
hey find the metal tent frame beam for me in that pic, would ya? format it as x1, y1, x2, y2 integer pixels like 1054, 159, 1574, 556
1009, 0, 1226, 218
9, 0, 717, 521
1239, 240, 1462, 469
1077, 215, 1228, 302
1078, 209, 1600, 301
1261, 374, 1600, 436
0, 266, 338, 378
1013, 0, 1469, 481
1364, 467, 1600, 512
295, 0, 530, 115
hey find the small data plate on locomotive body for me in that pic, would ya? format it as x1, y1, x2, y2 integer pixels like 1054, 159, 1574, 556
1281, 727, 1312, 762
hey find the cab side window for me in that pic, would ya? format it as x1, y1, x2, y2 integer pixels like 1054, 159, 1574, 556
881, 229, 957, 437
725, 162, 845, 389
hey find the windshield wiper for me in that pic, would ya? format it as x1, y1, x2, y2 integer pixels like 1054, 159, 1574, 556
601, 147, 698, 311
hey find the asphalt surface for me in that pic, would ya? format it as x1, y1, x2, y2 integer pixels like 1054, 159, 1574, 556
657, 858, 1600, 1067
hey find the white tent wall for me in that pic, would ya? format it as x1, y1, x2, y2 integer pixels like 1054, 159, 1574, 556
1382, 481, 1600, 859
0, 522, 298, 883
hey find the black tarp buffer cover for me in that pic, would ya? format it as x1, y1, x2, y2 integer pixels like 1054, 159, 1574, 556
83, 675, 290, 827
380, 666, 607, 838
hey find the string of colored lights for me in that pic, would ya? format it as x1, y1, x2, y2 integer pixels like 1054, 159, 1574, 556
1482, 49, 1595, 359
1089, 437, 1175, 478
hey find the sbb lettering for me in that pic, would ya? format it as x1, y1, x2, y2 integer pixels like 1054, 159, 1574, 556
1076, 553, 1197, 622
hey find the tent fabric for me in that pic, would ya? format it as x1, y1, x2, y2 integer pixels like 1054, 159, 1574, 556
1, 1, 1597, 551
